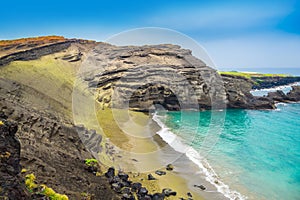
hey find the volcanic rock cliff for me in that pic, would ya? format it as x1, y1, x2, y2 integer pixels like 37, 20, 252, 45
1, 37, 299, 112
80, 43, 278, 111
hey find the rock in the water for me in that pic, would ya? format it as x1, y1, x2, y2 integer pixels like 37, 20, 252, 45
162, 188, 177, 197
155, 170, 166, 176
287, 86, 300, 101
166, 164, 174, 171
148, 174, 156, 180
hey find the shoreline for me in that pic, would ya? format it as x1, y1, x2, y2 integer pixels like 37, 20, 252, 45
97, 108, 206, 199
152, 112, 245, 200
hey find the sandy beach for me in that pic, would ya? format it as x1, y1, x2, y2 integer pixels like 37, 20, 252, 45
96, 108, 206, 199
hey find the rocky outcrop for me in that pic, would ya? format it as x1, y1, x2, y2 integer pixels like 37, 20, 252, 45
252, 76, 300, 89
264, 86, 300, 103
221, 74, 275, 109
286, 86, 300, 101
267, 90, 290, 102
0, 115, 30, 200
81, 44, 275, 111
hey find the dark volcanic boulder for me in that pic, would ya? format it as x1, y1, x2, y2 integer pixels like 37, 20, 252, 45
267, 90, 289, 102
152, 193, 165, 200
162, 188, 177, 197
287, 86, 300, 101
105, 167, 115, 178
131, 182, 142, 192
138, 187, 148, 196
148, 173, 156, 180
166, 164, 174, 171
0, 118, 30, 200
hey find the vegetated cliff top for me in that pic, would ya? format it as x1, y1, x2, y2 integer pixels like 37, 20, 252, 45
218, 71, 289, 78
0, 36, 66, 57
0, 35, 96, 59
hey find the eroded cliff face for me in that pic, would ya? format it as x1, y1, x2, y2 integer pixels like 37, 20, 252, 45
80, 43, 275, 111
0, 38, 120, 200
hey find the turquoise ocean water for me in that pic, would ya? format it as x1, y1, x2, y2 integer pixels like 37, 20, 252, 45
153, 68, 300, 199
155, 103, 300, 199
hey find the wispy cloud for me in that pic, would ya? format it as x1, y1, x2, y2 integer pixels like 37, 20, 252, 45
147, 3, 293, 31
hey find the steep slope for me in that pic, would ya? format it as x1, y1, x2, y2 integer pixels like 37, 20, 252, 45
0, 116, 30, 200
0, 37, 119, 199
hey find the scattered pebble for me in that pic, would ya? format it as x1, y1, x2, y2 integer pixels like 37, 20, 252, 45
155, 170, 166, 176
166, 164, 174, 171
148, 174, 156, 180
162, 188, 177, 197
194, 184, 206, 190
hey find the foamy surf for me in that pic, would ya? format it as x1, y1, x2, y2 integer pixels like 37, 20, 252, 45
251, 82, 300, 96
153, 113, 246, 200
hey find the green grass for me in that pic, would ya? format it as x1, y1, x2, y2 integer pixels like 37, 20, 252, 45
218, 71, 289, 79
24, 173, 69, 200
84, 159, 98, 167
0, 54, 79, 118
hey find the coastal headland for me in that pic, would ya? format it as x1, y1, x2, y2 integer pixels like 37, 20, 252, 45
1, 36, 300, 200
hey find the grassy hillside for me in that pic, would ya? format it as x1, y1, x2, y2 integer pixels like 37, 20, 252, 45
0, 52, 78, 118
219, 71, 289, 79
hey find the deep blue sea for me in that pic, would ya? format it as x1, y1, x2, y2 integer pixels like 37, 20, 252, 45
153, 68, 300, 200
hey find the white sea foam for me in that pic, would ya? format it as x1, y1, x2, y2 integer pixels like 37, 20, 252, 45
152, 113, 247, 200
251, 82, 300, 96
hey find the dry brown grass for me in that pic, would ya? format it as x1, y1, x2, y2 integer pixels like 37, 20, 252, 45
0, 36, 66, 46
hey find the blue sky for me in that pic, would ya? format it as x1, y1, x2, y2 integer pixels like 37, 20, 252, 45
1, 0, 300, 70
